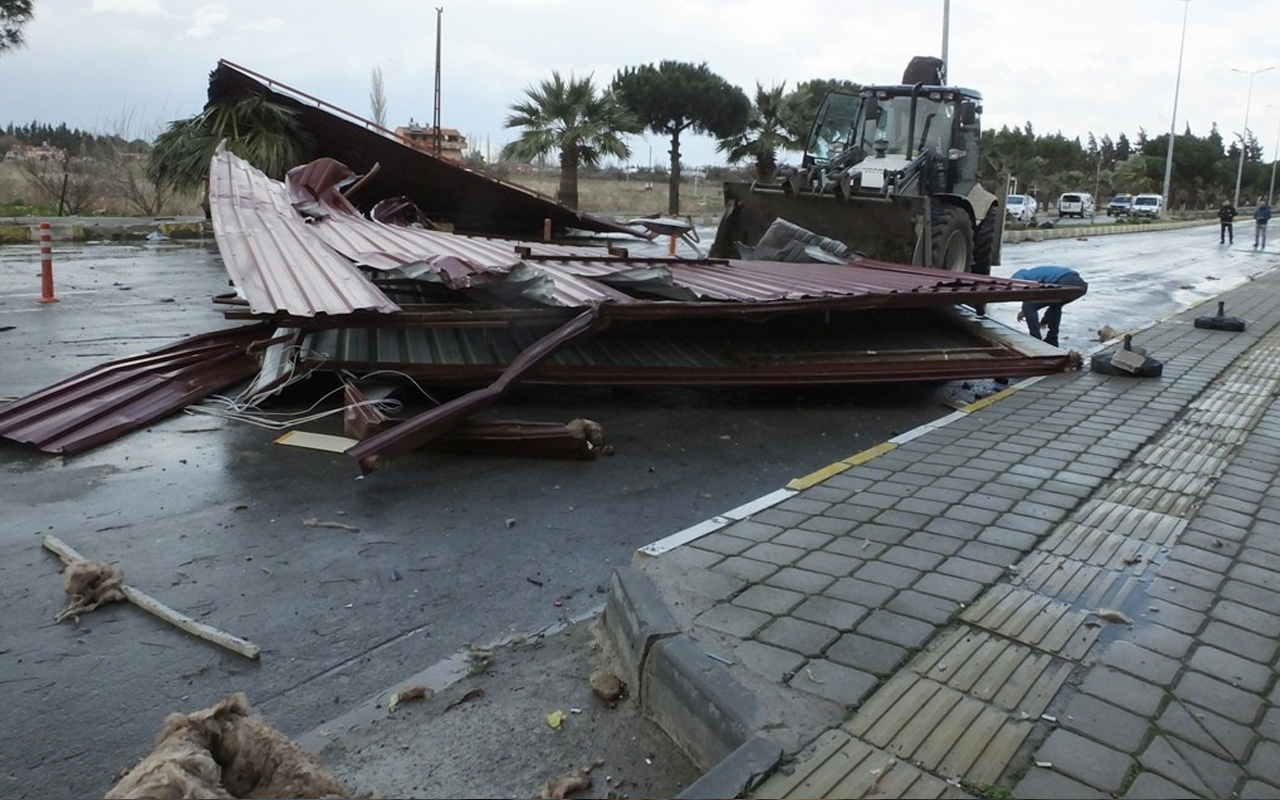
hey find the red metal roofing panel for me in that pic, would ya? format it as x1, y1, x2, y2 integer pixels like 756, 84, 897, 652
0, 324, 271, 454
210, 145, 402, 317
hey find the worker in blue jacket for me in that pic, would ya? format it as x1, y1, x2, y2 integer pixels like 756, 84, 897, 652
1012, 265, 1088, 348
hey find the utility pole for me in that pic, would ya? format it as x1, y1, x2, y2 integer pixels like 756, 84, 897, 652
433, 7, 443, 157
940, 0, 950, 83
1161, 0, 1191, 209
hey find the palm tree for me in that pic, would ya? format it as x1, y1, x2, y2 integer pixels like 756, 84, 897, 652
501, 72, 638, 210
148, 93, 312, 216
717, 82, 801, 183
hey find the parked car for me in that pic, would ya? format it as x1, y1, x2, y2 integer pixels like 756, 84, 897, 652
1107, 194, 1133, 216
1131, 193, 1164, 219
1057, 192, 1095, 219
1006, 194, 1037, 222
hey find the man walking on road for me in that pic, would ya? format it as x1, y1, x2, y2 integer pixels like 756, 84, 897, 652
1013, 265, 1088, 348
1255, 197, 1272, 249
1219, 198, 1237, 244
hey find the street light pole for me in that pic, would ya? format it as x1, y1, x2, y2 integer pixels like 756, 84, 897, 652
940, 0, 950, 84
1231, 66, 1274, 208
1161, 0, 1191, 208
1269, 104, 1280, 206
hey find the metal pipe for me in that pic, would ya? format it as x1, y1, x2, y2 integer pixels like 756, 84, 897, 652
1231, 66, 1274, 208
1161, 0, 1191, 207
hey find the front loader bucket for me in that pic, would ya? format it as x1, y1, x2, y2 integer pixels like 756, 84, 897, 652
710, 181, 926, 264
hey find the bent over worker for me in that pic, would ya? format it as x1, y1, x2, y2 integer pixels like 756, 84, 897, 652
1012, 265, 1088, 348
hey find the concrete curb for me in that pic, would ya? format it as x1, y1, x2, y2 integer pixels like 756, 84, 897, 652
604, 566, 780, 796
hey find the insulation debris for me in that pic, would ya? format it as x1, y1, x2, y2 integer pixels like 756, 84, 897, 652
55, 560, 126, 623
105, 692, 351, 799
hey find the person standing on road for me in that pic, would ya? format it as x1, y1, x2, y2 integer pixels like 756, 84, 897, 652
1219, 198, 1237, 244
1012, 265, 1089, 348
1255, 197, 1272, 249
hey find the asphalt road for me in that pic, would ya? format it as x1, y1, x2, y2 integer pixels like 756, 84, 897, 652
0, 220, 1264, 798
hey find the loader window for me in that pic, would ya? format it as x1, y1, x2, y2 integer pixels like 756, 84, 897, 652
806, 92, 860, 166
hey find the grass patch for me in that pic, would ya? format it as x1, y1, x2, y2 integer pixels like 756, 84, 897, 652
960, 780, 1015, 798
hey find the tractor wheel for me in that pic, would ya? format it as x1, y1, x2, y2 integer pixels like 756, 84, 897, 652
972, 205, 998, 277
931, 205, 973, 273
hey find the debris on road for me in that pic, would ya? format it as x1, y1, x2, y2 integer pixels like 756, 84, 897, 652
589, 670, 627, 705
387, 686, 433, 714
105, 692, 351, 799
302, 518, 361, 533
43, 535, 261, 659
54, 559, 125, 623
445, 688, 485, 712
538, 759, 604, 799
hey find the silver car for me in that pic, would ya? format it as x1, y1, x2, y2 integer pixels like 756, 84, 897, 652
1006, 194, 1037, 222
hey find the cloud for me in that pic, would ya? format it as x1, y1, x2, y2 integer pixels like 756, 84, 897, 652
89, 0, 165, 13
182, 3, 230, 39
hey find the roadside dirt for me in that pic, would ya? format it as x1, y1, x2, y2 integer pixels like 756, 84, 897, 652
311, 615, 700, 799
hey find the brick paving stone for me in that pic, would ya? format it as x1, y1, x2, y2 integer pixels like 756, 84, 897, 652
958, 540, 1021, 567
1188, 645, 1273, 691
1250, 742, 1280, 789
741, 541, 809, 567
733, 639, 806, 682
1081, 666, 1166, 716
879, 547, 945, 572
1145, 578, 1215, 612
886, 590, 959, 625
798, 514, 858, 537
734, 585, 805, 615
1139, 597, 1206, 634
825, 536, 885, 560
826, 632, 908, 677
892, 496, 951, 517
820, 503, 880, 524
720, 519, 784, 542
922, 516, 983, 542
696, 603, 771, 638
1123, 771, 1202, 800
1238, 781, 1280, 800
712, 555, 779, 582
787, 658, 879, 707
853, 560, 921, 588
752, 508, 813, 529
1212, 598, 1280, 638
914, 573, 984, 604
1199, 620, 1279, 664
1155, 559, 1224, 592
948, 502, 1008, 525
1169, 543, 1233, 573
904, 530, 966, 555
1174, 671, 1264, 724
1221, 577, 1280, 611
977, 526, 1039, 551
856, 609, 937, 649
1157, 698, 1253, 762
1060, 692, 1150, 751
692, 532, 755, 556
772, 528, 834, 550
936, 557, 1005, 584
823, 577, 896, 608
794, 551, 862, 578
913, 485, 967, 505
1033, 729, 1133, 792
800, 485, 856, 505
1097, 640, 1181, 684
844, 522, 911, 546
1180, 529, 1241, 557
1140, 734, 1242, 799
757, 616, 839, 657
764, 567, 836, 596
1240, 546, 1280, 571
792, 595, 869, 631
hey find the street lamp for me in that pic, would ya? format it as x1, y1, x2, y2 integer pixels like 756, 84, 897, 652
1161, 0, 1191, 209
1231, 66, 1274, 208
1269, 104, 1280, 206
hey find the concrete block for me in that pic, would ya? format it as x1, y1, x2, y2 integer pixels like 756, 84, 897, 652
643, 635, 760, 771
677, 736, 782, 799
603, 566, 680, 690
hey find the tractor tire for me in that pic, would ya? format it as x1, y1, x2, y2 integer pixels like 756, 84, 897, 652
931, 205, 973, 273
972, 205, 998, 277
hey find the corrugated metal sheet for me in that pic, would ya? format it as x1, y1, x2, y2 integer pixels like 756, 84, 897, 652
215, 149, 1084, 318
210, 145, 402, 317
208, 60, 639, 240
0, 325, 271, 454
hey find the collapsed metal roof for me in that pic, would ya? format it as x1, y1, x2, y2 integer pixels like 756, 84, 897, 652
207, 59, 638, 240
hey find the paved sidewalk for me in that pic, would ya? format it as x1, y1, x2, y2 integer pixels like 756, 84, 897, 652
636, 261, 1280, 798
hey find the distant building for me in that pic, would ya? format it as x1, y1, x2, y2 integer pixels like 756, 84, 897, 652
4, 141, 67, 161
394, 119, 467, 162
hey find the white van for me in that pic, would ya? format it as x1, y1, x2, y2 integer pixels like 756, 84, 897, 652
1057, 192, 1095, 219
1131, 193, 1164, 219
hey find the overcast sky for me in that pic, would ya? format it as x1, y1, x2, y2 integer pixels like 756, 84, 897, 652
4, 0, 1279, 169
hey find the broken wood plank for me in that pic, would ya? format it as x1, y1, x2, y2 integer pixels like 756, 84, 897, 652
41, 535, 261, 660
